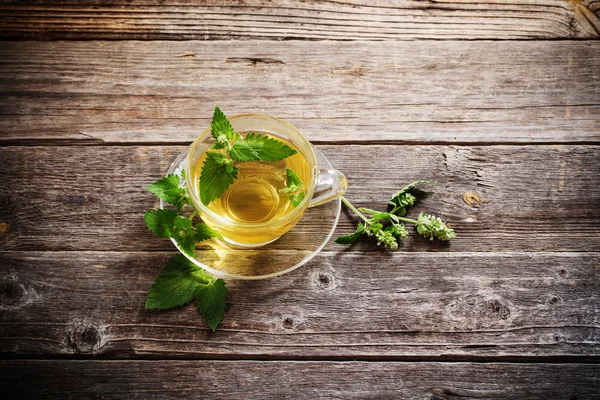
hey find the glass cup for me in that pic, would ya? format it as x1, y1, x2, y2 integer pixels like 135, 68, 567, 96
185, 114, 347, 247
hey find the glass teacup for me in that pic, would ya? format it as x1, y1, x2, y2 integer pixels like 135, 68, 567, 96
186, 114, 347, 247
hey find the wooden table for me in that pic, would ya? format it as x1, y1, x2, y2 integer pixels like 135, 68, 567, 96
1, 1, 600, 398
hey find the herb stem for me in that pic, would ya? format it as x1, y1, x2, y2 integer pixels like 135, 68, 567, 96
389, 205, 403, 215
357, 207, 380, 215
189, 210, 198, 221
396, 216, 419, 225
341, 196, 370, 224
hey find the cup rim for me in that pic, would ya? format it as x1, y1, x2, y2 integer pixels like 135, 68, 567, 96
186, 113, 317, 228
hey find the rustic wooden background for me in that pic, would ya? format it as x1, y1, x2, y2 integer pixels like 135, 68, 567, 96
1, 1, 599, 398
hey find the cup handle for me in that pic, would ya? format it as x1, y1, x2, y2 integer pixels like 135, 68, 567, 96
309, 169, 348, 207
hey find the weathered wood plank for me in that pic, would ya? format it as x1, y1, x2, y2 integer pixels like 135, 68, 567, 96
1, 41, 599, 144
1, 145, 599, 253
1, 360, 599, 399
1, 0, 598, 40
0, 251, 598, 358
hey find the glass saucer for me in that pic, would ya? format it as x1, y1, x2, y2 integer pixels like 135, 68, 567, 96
160, 145, 341, 280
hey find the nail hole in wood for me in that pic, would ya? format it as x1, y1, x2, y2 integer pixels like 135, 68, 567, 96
282, 317, 294, 329
559, 268, 568, 278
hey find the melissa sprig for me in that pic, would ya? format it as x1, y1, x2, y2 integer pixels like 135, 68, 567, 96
144, 169, 227, 331
335, 181, 455, 249
144, 170, 221, 257
200, 107, 298, 205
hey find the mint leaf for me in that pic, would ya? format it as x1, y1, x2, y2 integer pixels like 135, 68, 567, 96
145, 209, 220, 256
290, 192, 305, 207
173, 220, 221, 258
210, 107, 234, 149
173, 215, 192, 230
195, 223, 222, 241
229, 139, 260, 162
144, 209, 178, 238
147, 174, 189, 210
176, 236, 196, 258
200, 151, 239, 205
146, 254, 212, 309
146, 255, 229, 331
196, 278, 228, 332
172, 220, 196, 257
244, 132, 297, 162
280, 168, 305, 207
285, 168, 302, 187
335, 222, 365, 245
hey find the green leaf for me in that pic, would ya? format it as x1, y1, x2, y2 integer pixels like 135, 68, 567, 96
173, 215, 192, 230
200, 151, 239, 205
389, 180, 434, 216
196, 278, 228, 332
210, 107, 234, 148
144, 209, 178, 238
285, 168, 302, 187
146, 254, 212, 310
229, 139, 260, 162
147, 174, 190, 210
146, 255, 228, 331
335, 222, 365, 245
244, 132, 297, 162
290, 192, 305, 207
280, 168, 305, 207
173, 221, 221, 258
195, 223, 223, 241
371, 212, 392, 222
175, 235, 196, 258
389, 180, 434, 207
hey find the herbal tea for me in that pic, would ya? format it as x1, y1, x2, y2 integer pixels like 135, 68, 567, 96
192, 132, 312, 224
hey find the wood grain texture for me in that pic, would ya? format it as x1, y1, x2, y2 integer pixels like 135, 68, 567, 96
1, 41, 599, 145
1, 0, 599, 40
1, 360, 599, 399
0, 251, 599, 358
1, 145, 599, 253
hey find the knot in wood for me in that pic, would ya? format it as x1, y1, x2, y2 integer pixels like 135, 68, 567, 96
0, 276, 37, 311
546, 294, 563, 306
447, 295, 514, 326
462, 191, 488, 206
0, 190, 11, 210
58, 194, 88, 207
0, 222, 10, 240
314, 270, 336, 291
66, 319, 109, 354
484, 298, 511, 320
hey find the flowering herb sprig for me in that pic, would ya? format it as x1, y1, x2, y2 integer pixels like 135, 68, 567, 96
335, 181, 455, 249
